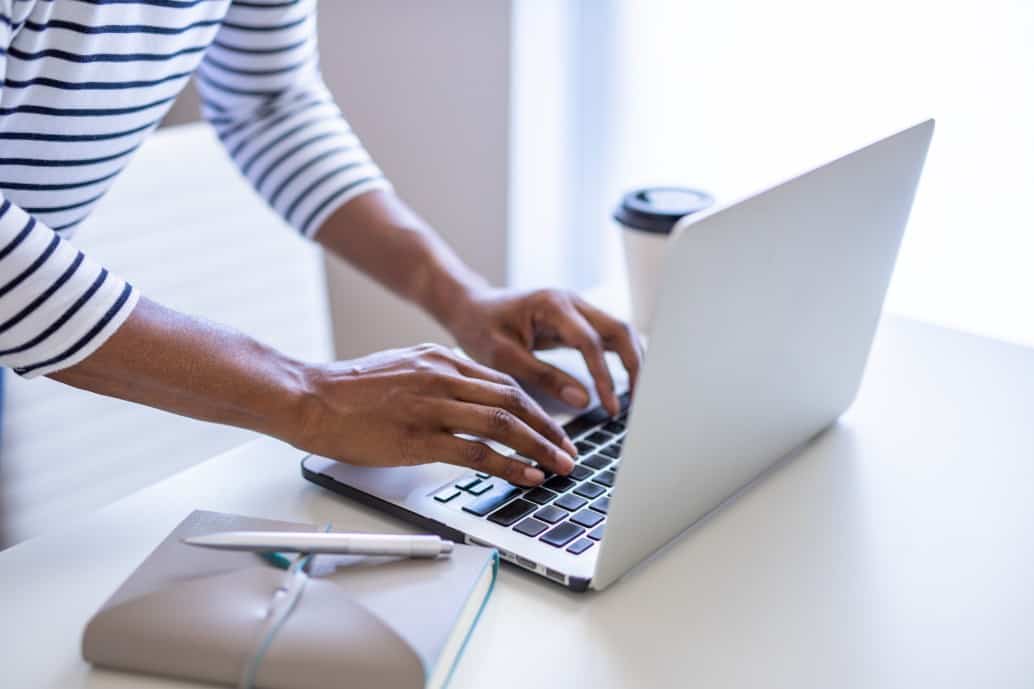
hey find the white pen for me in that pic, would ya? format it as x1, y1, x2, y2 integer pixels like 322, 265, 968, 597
182, 531, 454, 558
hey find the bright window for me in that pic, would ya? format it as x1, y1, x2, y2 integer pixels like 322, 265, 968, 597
551, 0, 1034, 346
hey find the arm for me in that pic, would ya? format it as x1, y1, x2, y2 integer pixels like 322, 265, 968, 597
31, 0, 574, 484
196, 1, 639, 413
0, 182, 572, 484
0, 196, 137, 378
196, 0, 388, 238
50, 297, 575, 486
314, 190, 644, 418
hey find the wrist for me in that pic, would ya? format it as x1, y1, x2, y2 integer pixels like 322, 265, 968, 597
276, 359, 357, 456
412, 250, 490, 333
255, 350, 324, 447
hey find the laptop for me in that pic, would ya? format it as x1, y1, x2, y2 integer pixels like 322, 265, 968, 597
302, 120, 934, 592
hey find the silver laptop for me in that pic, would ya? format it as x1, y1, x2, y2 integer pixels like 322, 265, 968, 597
302, 120, 934, 592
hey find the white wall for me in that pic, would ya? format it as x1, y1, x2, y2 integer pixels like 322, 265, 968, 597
603, 0, 1034, 348
509, 0, 622, 292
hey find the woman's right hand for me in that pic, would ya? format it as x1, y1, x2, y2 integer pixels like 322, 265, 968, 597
292, 343, 578, 486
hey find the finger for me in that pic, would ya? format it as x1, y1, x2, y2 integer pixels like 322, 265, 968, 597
492, 338, 592, 410
429, 433, 545, 486
445, 351, 518, 386
574, 297, 643, 392
547, 302, 620, 416
434, 400, 574, 476
444, 353, 579, 458
426, 346, 579, 458
444, 375, 577, 463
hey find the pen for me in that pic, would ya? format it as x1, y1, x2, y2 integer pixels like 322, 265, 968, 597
182, 531, 454, 558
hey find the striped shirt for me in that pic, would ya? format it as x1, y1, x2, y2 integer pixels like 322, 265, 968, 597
0, 0, 388, 378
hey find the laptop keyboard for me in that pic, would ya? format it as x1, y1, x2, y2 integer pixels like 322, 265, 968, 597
432, 392, 630, 556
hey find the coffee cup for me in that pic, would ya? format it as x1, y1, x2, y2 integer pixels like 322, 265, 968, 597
613, 186, 714, 334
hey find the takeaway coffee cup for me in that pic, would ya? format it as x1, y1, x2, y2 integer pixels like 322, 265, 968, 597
613, 186, 714, 334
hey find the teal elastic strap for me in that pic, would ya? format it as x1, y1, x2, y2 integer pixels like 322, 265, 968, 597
239, 523, 332, 689
238, 554, 312, 689
257, 551, 293, 570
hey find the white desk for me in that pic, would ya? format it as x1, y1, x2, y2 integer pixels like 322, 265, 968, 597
3, 315, 1034, 689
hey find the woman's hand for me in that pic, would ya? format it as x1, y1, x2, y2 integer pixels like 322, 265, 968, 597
444, 288, 643, 417
293, 343, 578, 485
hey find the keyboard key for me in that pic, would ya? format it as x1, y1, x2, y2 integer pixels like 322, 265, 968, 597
566, 537, 595, 555
575, 440, 596, 455
513, 518, 549, 537
433, 487, 461, 502
487, 499, 536, 526
564, 405, 611, 438
555, 493, 587, 511
456, 476, 482, 490
582, 454, 611, 470
468, 481, 493, 495
476, 472, 491, 479
586, 431, 613, 445
587, 523, 606, 541
543, 475, 576, 492
524, 487, 557, 505
589, 496, 610, 514
570, 509, 604, 528
569, 464, 593, 481
540, 521, 585, 547
598, 444, 621, 459
603, 420, 625, 434
574, 482, 606, 499
533, 505, 567, 524
463, 484, 520, 516
592, 470, 616, 488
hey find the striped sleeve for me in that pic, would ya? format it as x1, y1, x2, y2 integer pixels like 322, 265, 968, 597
0, 197, 138, 378
196, 0, 390, 239
0, 3, 138, 378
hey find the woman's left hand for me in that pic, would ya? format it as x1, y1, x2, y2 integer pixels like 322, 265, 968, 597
445, 288, 643, 417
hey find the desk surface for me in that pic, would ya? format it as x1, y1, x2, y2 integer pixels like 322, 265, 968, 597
3, 315, 1034, 689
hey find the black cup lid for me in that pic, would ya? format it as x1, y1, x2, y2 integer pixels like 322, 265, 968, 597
613, 186, 714, 234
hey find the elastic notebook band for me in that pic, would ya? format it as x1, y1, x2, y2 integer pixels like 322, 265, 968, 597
238, 556, 311, 689
239, 522, 331, 689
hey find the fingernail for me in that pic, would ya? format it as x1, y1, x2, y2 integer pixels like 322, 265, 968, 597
563, 438, 578, 457
561, 385, 588, 407
523, 467, 545, 484
558, 453, 575, 474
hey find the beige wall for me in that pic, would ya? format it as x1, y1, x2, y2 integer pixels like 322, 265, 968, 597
160, 79, 200, 128
316, 0, 513, 357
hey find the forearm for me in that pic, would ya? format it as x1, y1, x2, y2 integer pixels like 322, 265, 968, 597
47, 295, 575, 484
49, 297, 311, 443
312, 190, 489, 330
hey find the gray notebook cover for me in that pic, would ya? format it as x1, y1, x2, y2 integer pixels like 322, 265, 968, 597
82, 510, 497, 689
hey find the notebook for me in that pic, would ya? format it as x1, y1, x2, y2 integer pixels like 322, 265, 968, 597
82, 510, 498, 689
